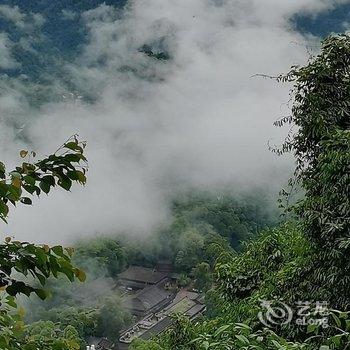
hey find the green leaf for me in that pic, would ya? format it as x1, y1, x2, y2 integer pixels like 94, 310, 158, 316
64, 154, 81, 162
64, 142, 83, 153
39, 180, 50, 194
58, 177, 72, 191
67, 170, 86, 184
0, 200, 9, 217
0, 182, 8, 196
34, 248, 48, 266
23, 184, 37, 195
6, 281, 33, 297
202, 341, 209, 350
307, 324, 318, 333
332, 313, 342, 327
67, 171, 80, 180
235, 334, 249, 345
7, 185, 21, 201
214, 324, 231, 337
0, 162, 5, 179
23, 175, 35, 186
42, 175, 55, 186
34, 288, 48, 300
52, 245, 65, 257
35, 273, 47, 286
5, 296, 17, 308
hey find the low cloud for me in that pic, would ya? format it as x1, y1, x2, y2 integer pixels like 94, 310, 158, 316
0, 0, 346, 243
0, 33, 19, 69
0, 5, 25, 26
0, 4, 45, 29
61, 9, 77, 21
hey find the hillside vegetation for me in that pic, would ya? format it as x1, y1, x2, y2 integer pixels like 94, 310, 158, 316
0, 34, 348, 350
130, 34, 350, 350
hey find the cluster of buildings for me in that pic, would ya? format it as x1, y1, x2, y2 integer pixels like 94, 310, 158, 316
90, 263, 206, 350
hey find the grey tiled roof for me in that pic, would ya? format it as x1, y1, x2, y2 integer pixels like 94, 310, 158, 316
141, 317, 173, 340
118, 266, 168, 285
123, 285, 172, 312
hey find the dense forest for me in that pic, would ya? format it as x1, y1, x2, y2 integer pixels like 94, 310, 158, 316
128, 34, 349, 350
21, 189, 277, 347
0, 33, 349, 350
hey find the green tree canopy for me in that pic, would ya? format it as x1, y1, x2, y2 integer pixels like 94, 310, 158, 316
276, 34, 350, 308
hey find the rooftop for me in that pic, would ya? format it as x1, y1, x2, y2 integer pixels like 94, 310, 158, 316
118, 266, 168, 285
119, 290, 206, 346
122, 285, 173, 312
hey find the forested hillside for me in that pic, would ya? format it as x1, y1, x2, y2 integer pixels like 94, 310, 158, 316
21, 189, 277, 347
5, 35, 349, 350
129, 34, 350, 350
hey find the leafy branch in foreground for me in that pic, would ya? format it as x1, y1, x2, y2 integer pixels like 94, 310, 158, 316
0, 136, 88, 350
0, 135, 87, 223
0, 135, 88, 299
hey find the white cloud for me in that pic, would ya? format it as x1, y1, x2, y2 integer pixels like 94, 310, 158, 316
0, 32, 19, 69
0, 5, 24, 26
31, 12, 45, 27
62, 9, 77, 21
0, 4, 45, 30
1, 0, 347, 243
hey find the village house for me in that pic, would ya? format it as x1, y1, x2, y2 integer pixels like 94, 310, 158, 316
118, 266, 169, 290
122, 285, 174, 317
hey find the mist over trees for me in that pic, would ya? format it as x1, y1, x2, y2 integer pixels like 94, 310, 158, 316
130, 34, 350, 350
0, 2, 348, 349
22, 189, 275, 344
